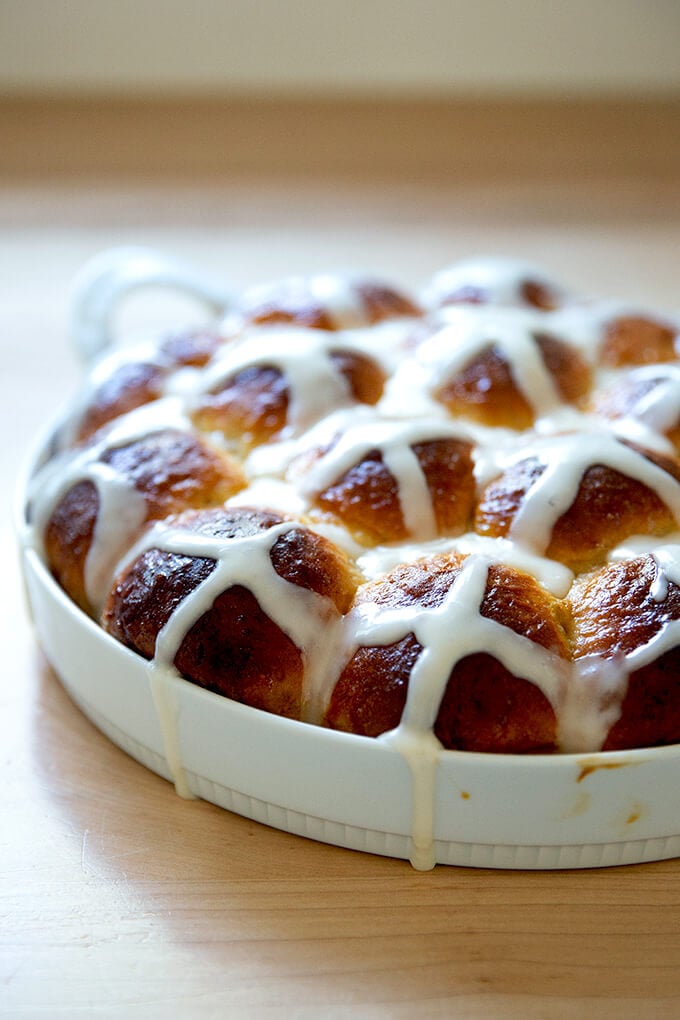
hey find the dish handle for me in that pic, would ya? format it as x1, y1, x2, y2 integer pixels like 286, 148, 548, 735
70, 246, 235, 366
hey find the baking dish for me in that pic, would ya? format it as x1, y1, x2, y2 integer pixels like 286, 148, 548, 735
19, 478, 680, 869
18, 248, 680, 869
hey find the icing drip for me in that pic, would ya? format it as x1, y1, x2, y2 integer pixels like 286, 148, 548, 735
83, 463, 147, 610
380, 727, 442, 872
149, 667, 195, 799
558, 655, 627, 754
350, 555, 569, 868
120, 518, 342, 791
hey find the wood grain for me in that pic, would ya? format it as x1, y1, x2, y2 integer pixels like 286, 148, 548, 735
2, 103, 680, 1016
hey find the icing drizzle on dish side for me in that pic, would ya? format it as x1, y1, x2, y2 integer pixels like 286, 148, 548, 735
26, 257, 680, 869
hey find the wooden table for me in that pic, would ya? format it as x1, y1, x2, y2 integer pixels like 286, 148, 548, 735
2, 100, 680, 1014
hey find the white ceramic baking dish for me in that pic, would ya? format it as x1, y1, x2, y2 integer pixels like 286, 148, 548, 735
17, 248, 680, 870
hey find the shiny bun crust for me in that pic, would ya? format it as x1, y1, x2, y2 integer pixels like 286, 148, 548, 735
591, 366, 680, 453
30, 259, 680, 755
432, 331, 592, 429
103, 507, 358, 719
191, 347, 386, 451
297, 434, 476, 545
238, 275, 422, 331
324, 553, 568, 753
43, 429, 244, 613
599, 314, 678, 368
569, 554, 680, 751
75, 331, 223, 443
475, 439, 680, 573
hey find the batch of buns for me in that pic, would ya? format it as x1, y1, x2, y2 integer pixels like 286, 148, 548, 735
27, 256, 680, 761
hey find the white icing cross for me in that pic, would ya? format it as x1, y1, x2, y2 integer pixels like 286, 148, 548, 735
422, 256, 558, 309
506, 433, 680, 553
351, 555, 568, 737
121, 520, 336, 670
417, 310, 566, 420
126, 517, 345, 800
299, 418, 471, 540
349, 552, 568, 871
29, 397, 193, 611
196, 329, 367, 434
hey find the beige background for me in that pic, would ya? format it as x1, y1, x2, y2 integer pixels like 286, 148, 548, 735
2, 0, 680, 97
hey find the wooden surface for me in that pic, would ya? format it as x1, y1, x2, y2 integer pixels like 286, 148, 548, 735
2, 95, 680, 184
2, 98, 680, 1017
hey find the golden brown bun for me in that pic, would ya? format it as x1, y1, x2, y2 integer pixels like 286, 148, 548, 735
159, 329, 223, 368
599, 315, 678, 368
74, 332, 223, 445
75, 362, 165, 444
569, 555, 680, 750
303, 436, 475, 545
433, 652, 557, 753
592, 372, 680, 452
434, 333, 591, 429
354, 281, 423, 323
99, 430, 242, 516
45, 430, 244, 613
435, 278, 560, 312
43, 479, 100, 615
475, 441, 680, 572
102, 507, 359, 718
241, 276, 421, 330
192, 349, 386, 449
324, 554, 568, 752
192, 365, 289, 448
